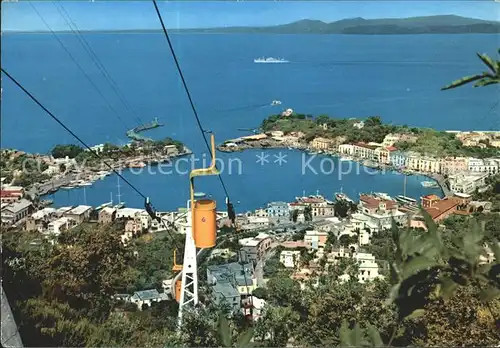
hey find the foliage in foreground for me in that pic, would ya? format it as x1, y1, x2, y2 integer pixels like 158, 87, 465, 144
338, 211, 499, 347
2, 210, 499, 347
441, 50, 500, 90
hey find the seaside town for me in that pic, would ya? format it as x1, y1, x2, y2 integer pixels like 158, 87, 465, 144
2, 110, 500, 346
2, 119, 500, 323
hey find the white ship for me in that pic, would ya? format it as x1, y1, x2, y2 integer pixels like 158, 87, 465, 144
254, 57, 289, 63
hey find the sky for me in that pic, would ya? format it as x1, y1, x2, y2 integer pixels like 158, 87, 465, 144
2, 1, 499, 32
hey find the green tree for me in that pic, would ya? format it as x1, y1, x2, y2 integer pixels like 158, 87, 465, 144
335, 200, 352, 218
442, 50, 500, 90
51, 144, 84, 158
304, 206, 313, 221
255, 306, 299, 346
315, 114, 331, 125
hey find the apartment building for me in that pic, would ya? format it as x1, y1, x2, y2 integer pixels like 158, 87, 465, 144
1, 199, 33, 225
239, 233, 273, 265
266, 201, 289, 218
440, 157, 469, 175
98, 207, 117, 224
382, 133, 418, 147
64, 205, 92, 224
468, 158, 499, 175
338, 144, 355, 156
47, 217, 75, 236
310, 137, 334, 150
352, 142, 378, 161
26, 207, 56, 232
406, 153, 441, 173
304, 230, 329, 250
280, 250, 301, 268
448, 171, 489, 194
389, 150, 407, 168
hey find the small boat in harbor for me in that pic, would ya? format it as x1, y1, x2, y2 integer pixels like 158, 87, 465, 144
114, 202, 126, 209
421, 181, 439, 188
363, 160, 380, 169
335, 187, 354, 203
395, 195, 417, 206
96, 202, 112, 210
335, 193, 354, 203
129, 162, 146, 168
339, 156, 353, 162
373, 192, 394, 201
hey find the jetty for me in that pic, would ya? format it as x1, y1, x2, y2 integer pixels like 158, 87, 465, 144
126, 117, 164, 142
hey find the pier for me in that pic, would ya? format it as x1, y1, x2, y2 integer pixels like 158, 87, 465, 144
126, 117, 164, 142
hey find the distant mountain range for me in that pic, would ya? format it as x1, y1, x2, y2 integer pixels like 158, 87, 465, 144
180, 15, 500, 34
7, 15, 500, 34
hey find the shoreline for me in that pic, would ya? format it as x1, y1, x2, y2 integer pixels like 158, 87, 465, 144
218, 140, 448, 197
32, 149, 193, 198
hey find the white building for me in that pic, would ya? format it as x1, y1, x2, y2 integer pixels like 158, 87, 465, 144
280, 250, 301, 268
247, 216, 270, 226
331, 249, 382, 284
448, 171, 489, 194
55, 206, 74, 217
47, 217, 74, 236
353, 121, 364, 129
116, 208, 151, 229
304, 230, 328, 250
468, 158, 499, 175
1, 199, 32, 225
338, 144, 355, 156
355, 252, 381, 283
31, 207, 56, 220
129, 289, 169, 310
252, 209, 268, 218
64, 205, 92, 223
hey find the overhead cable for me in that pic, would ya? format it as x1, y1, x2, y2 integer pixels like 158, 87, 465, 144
150, 0, 233, 201
53, 0, 144, 126
29, 2, 130, 131
1, 67, 182, 250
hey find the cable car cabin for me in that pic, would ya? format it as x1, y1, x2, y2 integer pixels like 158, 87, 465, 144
193, 199, 217, 248
175, 280, 182, 303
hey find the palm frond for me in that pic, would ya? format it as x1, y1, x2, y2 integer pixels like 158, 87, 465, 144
476, 53, 499, 75
473, 79, 500, 88
441, 73, 490, 90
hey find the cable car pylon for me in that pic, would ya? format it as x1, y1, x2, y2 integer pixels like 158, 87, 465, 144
175, 134, 220, 328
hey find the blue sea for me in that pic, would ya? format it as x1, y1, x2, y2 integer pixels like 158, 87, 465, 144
2, 33, 498, 211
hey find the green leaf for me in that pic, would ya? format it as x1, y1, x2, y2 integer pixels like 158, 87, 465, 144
366, 324, 383, 347
473, 79, 500, 87
441, 73, 489, 90
476, 53, 498, 75
390, 263, 400, 284
391, 220, 402, 263
386, 284, 400, 305
407, 309, 426, 320
401, 256, 438, 279
350, 323, 363, 347
236, 327, 254, 348
218, 313, 232, 347
439, 277, 458, 300
339, 319, 352, 347
479, 287, 500, 303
